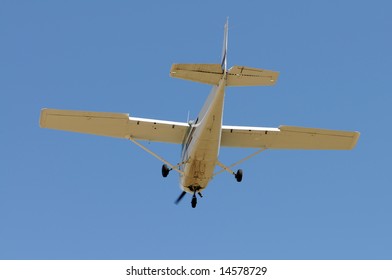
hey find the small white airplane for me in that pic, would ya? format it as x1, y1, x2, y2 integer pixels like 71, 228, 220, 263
40, 20, 359, 208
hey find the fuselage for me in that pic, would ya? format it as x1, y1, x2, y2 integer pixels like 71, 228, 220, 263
180, 78, 226, 194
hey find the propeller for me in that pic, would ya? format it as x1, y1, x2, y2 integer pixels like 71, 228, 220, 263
175, 191, 187, 204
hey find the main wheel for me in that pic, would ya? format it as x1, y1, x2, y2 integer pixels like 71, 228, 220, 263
235, 169, 243, 182
161, 164, 170, 177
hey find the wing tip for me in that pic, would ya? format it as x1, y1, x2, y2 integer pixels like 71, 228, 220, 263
349, 131, 360, 150
39, 108, 48, 128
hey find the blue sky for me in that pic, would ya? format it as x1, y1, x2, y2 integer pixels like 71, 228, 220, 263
1, 0, 391, 259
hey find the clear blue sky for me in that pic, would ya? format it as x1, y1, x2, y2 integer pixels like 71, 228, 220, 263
1, 0, 391, 259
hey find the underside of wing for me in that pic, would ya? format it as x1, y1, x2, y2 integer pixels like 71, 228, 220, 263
40, 109, 189, 144
221, 125, 360, 150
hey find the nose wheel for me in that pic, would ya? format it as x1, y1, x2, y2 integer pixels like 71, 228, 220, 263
191, 192, 197, 208
191, 191, 203, 208
175, 186, 203, 208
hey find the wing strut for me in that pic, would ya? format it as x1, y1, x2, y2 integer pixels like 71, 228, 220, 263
214, 148, 267, 177
129, 137, 185, 175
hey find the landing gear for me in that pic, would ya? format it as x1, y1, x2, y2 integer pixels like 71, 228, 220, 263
235, 169, 243, 182
162, 164, 170, 177
216, 161, 245, 183
191, 192, 197, 208
175, 186, 202, 208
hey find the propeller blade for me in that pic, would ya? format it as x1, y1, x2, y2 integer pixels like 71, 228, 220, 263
175, 191, 187, 204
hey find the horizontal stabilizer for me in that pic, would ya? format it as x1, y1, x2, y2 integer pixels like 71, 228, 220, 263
226, 66, 279, 86
40, 109, 189, 143
170, 64, 223, 85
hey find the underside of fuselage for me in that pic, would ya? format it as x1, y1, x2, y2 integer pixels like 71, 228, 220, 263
180, 80, 226, 195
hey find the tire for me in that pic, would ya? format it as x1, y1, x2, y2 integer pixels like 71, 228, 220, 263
162, 164, 170, 177
235, 169, 243, 182
191, 197, 197, 208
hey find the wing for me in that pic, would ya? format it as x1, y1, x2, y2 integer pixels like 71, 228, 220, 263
221, 125, 360, 150
40, 108, 189, 144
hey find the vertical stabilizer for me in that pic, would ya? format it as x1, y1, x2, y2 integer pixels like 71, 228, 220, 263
221, 18, 229, 72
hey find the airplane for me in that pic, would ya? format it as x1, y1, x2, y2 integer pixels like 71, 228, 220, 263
39, 20, 360, 208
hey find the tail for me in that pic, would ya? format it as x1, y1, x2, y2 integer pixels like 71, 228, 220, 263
221, 18, 229, 72
170, 19, 279, 87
